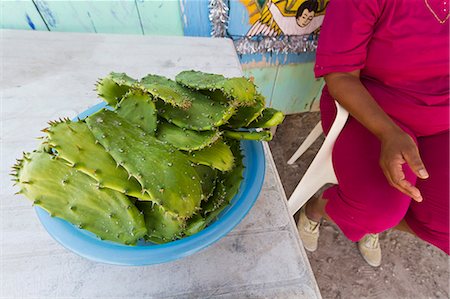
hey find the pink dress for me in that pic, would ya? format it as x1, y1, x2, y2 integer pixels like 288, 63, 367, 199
314, 0, 449, 253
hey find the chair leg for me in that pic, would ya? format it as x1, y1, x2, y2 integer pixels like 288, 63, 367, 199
288, 142, 336, 215
287, 121, 323, 165
287, 101, 349, 216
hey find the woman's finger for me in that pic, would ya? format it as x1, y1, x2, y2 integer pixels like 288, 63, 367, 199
382, 159, 423, 202
403, 148, 429, 179
386, 156, 406, 185
396, 178, 423, 202
381, 163, 395, 186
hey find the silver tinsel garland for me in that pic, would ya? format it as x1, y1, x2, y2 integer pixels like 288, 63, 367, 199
233, 35, 319, 55
209, 0, 229, 38
208, 0, 318, 54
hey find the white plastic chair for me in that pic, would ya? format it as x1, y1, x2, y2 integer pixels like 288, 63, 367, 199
287, 100, 349, 215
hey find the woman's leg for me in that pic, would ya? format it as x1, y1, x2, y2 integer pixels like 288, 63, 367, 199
305, 194, 328, 222
404, 130, 449, 254
394, 219, 415, 234
306, 116, 418, 242
305, 191, 415, 233
314, 89, 417, 241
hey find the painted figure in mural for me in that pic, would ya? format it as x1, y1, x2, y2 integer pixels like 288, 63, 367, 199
246, 0, 327, 37
299, 0, 449, 267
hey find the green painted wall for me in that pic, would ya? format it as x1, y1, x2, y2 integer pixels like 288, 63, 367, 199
137, 0, 183, 36
2, 0, 183, 35
244, 64, 323, 114
271, 63, 324, 114
242, 66, 277, 106
33, 0, 143, 34
1, 0, 48, 30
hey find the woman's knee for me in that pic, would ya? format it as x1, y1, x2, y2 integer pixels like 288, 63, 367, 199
324, 185, 411, 233
364, 196, 411, 233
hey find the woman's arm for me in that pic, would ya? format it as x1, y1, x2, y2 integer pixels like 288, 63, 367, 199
325, 71, 429, 202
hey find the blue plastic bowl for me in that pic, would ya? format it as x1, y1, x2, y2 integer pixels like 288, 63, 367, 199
35, 102, 266, 265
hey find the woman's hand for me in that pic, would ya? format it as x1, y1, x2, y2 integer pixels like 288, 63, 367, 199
324, 71, 430, 201
379, 129, 429, 202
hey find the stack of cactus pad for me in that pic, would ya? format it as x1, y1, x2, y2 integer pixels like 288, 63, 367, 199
11, 70, 285, 245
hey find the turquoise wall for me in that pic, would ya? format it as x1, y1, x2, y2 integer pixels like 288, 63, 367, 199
1, 0, 320, 114
1, 0, 184, 35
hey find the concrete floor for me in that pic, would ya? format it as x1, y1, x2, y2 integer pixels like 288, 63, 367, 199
268, 112, 449, 299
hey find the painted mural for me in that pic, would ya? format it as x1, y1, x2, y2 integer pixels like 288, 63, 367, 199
241, 0, 329, 37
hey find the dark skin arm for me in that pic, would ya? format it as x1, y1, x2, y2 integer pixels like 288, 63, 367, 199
324, 70, 429, 202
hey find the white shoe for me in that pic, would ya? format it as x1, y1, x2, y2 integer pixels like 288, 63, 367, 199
297, 206, 320, 252
358, 233, 382, 267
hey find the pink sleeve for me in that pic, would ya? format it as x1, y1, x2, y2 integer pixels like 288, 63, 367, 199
314, 0, 382, 78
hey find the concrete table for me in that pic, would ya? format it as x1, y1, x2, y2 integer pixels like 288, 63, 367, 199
1, 30, 321, 298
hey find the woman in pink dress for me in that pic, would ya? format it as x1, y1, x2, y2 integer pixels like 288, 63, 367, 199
297, 0, 449, 267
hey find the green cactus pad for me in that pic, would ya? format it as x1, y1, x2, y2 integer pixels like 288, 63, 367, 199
201, 140, 244, 215
221, 140, 245, 204
187, 141, 245, 235
186, 139, 234, 172
156, 94, 235, 131
200, 180, 227, 215
202, 90, 229, 103
44, 119, 150, 200
139, 74, 194, 109
156, 121, 221, 151
223, 130, 273, 142
184, 214, 207, 236
184, 183, 231, 237
246, 107, 285, 128
96, 72, 137, 107
193, 164, 218, 200
136, 201, 186, 243
175, 70, 257, 106
227, 93, 266, 128
36, 136, 51, 153
221, 77, 257, 106
116, 89, 158, 136
86, 110, 203, 218
176, 71, 225, 89
13, 151, 147, 245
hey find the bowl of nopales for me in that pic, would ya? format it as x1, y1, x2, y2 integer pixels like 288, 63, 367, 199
12, 71, 285, 265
